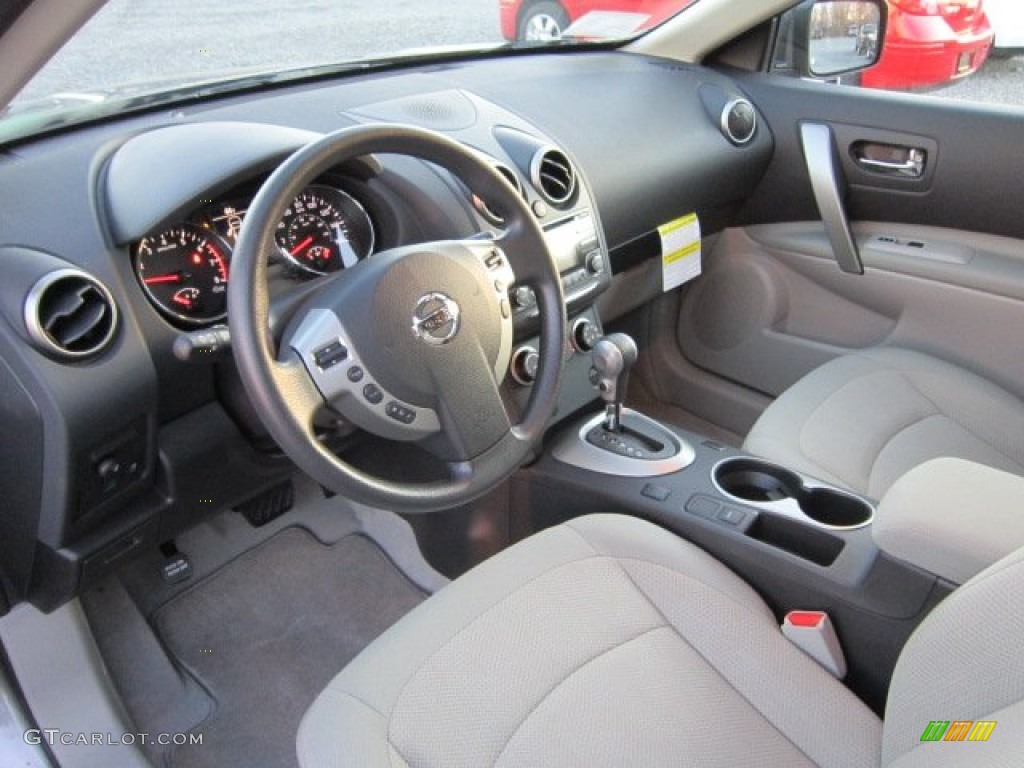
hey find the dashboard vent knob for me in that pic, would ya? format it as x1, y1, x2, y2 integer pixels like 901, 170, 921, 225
721, 98, 757, 145
24, 268, 118, 360
531, 147, 576, 206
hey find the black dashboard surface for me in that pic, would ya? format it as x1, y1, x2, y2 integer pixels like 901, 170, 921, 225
0, 50, 773, 610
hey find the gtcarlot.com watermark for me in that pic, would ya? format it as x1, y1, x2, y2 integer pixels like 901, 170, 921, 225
24, 729, 202, 747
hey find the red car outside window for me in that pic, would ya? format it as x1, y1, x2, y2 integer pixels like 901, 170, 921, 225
863, 0, 993, 89
500, 0, 696, 42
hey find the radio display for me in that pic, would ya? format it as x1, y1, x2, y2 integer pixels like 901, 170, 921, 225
544, 212, 595, 273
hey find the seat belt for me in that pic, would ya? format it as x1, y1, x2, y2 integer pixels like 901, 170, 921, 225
782, 610, 847, 679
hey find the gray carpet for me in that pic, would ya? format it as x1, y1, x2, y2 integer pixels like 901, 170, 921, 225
151, 528, 425, 768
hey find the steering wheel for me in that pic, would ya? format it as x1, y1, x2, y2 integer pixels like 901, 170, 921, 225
229, 124, 566, 513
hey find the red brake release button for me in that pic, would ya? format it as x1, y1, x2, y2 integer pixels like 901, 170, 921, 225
786, 610, 825, 628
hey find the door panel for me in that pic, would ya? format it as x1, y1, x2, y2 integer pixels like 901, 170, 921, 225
749, 220, 1024, 302
679, 227, 896, 397
682, 222, 1024, 401
669, 72, 1024, 413
732, 73, 1024, 239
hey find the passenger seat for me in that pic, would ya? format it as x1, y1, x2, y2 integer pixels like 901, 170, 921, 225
743, 347, 1024, 499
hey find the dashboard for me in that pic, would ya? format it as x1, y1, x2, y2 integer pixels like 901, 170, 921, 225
0, 51, 773, 611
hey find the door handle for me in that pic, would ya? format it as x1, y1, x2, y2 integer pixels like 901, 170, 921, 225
801, 123, 863, 275
853, 145, 926, 178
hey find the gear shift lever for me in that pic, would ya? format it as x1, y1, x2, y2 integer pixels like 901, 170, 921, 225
556, 332, 690, 471
591, 333, 638, 432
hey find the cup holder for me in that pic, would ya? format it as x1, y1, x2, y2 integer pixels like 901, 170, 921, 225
713, 457, 873, 530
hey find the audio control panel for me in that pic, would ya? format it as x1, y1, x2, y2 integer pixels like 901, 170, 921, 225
509, 210, 611, 337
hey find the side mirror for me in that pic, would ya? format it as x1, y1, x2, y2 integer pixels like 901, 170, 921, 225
781, 0, 887, 79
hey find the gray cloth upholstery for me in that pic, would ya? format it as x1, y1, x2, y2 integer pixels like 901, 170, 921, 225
874, 458, 1024, 584
299, 513, 1024, 766
743, 348, 1024, 499
297, 514, 882, 767
884, 548, 1024, 766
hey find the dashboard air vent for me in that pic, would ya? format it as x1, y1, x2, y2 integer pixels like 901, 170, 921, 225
24, 269, 118, 360
531, 147, 576, 206
721, 98, 757, 145
472, 163, 524, 224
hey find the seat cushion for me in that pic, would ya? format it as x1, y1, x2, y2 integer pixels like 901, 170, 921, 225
883, 547, 1024, 766
743, 348, 1024, 499
297, 514, 881, 767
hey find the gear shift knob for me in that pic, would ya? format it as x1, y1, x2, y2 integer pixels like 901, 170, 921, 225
592, 333, 638, 431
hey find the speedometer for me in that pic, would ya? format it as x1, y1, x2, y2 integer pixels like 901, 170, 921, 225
274, 185, 374, 276
134, 224, 230, 325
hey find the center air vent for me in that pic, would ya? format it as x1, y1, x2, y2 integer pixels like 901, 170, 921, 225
472, 163, 524, 224
531, 147, 577, 206
24, 268, 118, 360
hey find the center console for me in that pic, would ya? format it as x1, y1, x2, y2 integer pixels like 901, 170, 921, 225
522, 331, 953, 714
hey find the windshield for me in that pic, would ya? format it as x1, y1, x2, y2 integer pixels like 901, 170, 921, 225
4, 0, 699, 141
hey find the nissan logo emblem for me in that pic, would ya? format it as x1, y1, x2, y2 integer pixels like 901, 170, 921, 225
411, 292, 460, 345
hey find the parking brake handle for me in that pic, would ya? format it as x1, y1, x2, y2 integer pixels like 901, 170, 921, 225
592, 333, 638, 432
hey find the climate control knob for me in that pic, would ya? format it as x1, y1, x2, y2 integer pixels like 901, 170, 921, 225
572, 318, 601, 353
510, 346, 540, 386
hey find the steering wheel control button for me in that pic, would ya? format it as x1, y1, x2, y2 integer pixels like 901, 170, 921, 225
347, 365, 364, 383
411, 292, 461, 346
313, 340, 348, 371
500, 298, 511, 319
484, 249, 505, 271
362, 383, 383, 405
385, 401, 416, 424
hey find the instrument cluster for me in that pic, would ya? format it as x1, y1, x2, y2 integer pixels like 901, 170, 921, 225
132, 182, 374, 326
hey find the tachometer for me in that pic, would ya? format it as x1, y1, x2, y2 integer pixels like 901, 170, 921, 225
274, 185, 374, 276
134, 224, 230, 325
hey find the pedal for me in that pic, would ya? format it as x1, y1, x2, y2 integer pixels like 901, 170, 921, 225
235, 479, 295, 527
160, 542, 193, 585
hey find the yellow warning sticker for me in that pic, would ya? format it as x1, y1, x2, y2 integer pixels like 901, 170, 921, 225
659, 212, 701, 291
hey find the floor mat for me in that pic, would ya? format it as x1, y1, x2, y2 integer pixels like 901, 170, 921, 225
152, 528, 425, 768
